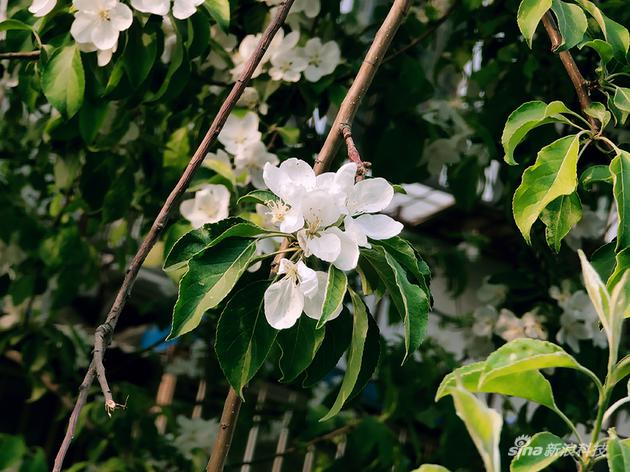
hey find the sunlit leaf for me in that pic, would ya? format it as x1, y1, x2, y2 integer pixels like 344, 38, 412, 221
510, 432, 566, 472
517, 0, 552, 48
40, 44, 85, 118
540, 192, 582, 252
550, 0, 587, 50
317, 265, 347, 328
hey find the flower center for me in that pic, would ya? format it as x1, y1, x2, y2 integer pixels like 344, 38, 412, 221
98, 9, 110, 21
266, 200, 289, 225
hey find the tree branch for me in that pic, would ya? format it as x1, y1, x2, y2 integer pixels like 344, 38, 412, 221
52, 1, 297, 470
314, 0, 411, 174
206, 1, 411, 470
0, 50, 40, 60
540, 12, 598, 130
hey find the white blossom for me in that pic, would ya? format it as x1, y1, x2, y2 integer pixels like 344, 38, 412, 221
231, 30, 285, 79
477, 278, 508, 306
77, 41, 118, 66
291, 0, 320, 18
552, 286, 607, 351
131, 0, 203, 20
302, 38, 341, 82
70, 0, 132, 51
217, 111, 262, 156
269, 32, 307, 82
235, 141, 279, 189
471, 305, 498, 338
179, 184, 230, 229
495, 309, 547, 342
160, 16, 177, 63
29, 0, 56, 17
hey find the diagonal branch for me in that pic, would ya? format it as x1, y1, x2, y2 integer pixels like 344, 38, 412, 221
52, 1, 297, 470
206, 1, 411, 470
541, 12, 598, 130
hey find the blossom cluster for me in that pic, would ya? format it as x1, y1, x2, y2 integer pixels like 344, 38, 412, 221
262, 159, 403, 329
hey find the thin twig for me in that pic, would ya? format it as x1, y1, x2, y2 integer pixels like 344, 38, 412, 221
206, 1, 412, 470
0, 50, 40, 60
52, 0, 298, 468
541, 12, 598, 130
340, 123, 370, 180
314, 0, 411, 174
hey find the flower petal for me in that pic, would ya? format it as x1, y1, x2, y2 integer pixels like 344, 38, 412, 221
109, 3, 133, 30
264, 278, 304, 329
296, 260, 318, 297
347, 177, 394, 214
300, 189, 341, 227
343, 215, 368, 248
279, 205, 304, 233
326, 226, 359, 271
303, 271, 343, 321
354, 214, 403, 240
298, 229, 341, 262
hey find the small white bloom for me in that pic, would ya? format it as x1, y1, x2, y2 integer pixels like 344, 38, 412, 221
231, 30, 285, 79
291, 0, 320, 18
556, 311, 591, 353
131, 0, 202, 19
471, 305, 498, 338
268, 32, 307, 82
264, 259, 318, 329
179, 184, 230, 229
235, 141, 279, 189
302, 38, 341, 82
477, 278, 508, 306
71, 0, 133, 51
29, 0, 56, 17
495, 309, 546, 342
218, 111, 262, 156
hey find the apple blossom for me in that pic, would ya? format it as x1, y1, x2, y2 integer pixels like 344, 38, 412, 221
70, 0, 133, 51
217, 111, 262, 156
268, 32, 308, 82
77, 41, 118, 67
179, 184, 230, 229
264, 259, 319, 329
302, 38, 341, 82
29, 0, 56, 17
234, 141, 279, 189
131, 0, 203, 20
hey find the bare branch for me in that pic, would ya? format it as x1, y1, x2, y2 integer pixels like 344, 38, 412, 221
0, 50, 40, 60
340, 123, 370, 181
314, 0, 411, 174
541, 12, 598, 130
52, 0, 298, 469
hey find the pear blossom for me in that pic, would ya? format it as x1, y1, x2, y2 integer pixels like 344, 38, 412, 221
70, 0, 133, 51
302, 38, 341, 82
264, 259, 318, 329
131, 0, 203, 20
269, 32, 308, 82
231, 30, 285, 80
179, 184, 230, 229
494, 309, 547, 342
235, 142, 279, 189
218, 111, 262, 156
29, 0, 56, 17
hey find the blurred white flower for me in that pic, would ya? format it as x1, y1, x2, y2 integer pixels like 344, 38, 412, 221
70, 0, 132, 51
179, 184, 230, 229
302, 38, 341, 82
291, 0, 320, 17
29, 0, 56, 17
231, 30, 285, 79
77, 41, 118, 66
171, 416, 219, 459
236, 87, 269, 115
552, 286, 607, 351
269, 32, 307, 82
422, 137, 461, 177
477, 278, 508, 306
218, 111, 262, 156
566, 207, 607, 250
457, 241, 479, 261
160, 16, 176, 63
471, 305, 498, 337
495, 309, 546, 342
235, 141, 279, 189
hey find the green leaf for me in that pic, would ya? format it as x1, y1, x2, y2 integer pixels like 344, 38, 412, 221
361, 246, 429, 358
215, 281, 277, 397
449, 386, 502, 472
607, 248, 630, 318
317, 265, 348, 328
168, 238, 257, 339
574, 0, 630, 60
412, 466, 451, 472
163, 127, 191, 170
164, 217, 265, 272
479, 338, 596, 387
349, 310, 380, 399
501, 100, 577, 165
320, 289, 369, 421
123, 26, 158, 87
40, 44, 85, 118
579, 39, 614, 64
0, 19, 41, 47
372, 236, 431, 292
303, 308, 352, 387
275, 126, 300, 145
79, 100, 109, 144
205, 0, 230, 31
278, 316, 326, 383
580, 165, 613, 189
610, 151, 630, 251
513, 134, 582, 243
147, 29, 189, 102
436, 362, 557, 410
237, 189, 279, 206
510, 432, 566, 472
608, 436, 630, 472
614, 87, 630, 114
540, 193, 582, 252
550, 0, 587, 50
517, 0, 552, 48
0, 434, 26, 469
584, 102, 611, 129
